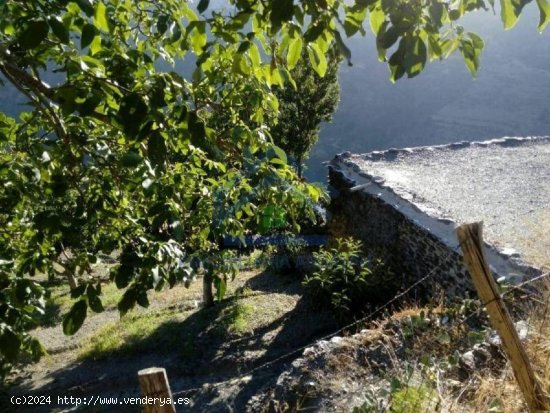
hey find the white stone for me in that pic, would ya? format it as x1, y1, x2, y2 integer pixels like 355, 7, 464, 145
330, 336, 343, 344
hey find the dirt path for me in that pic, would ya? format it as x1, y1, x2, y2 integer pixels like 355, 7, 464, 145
5, 270, 338, 412
33, 295, 200, 355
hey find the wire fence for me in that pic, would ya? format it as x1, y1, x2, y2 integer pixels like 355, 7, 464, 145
348, 269, 550, 413
139, 234, 550, 413
167, 249, 460, 397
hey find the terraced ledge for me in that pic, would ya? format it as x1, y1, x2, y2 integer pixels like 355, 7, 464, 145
329, 137, 549, 289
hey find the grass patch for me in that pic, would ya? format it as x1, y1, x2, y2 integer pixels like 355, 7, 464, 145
77, 298, 257, 361
78, 307, 186, 360
218, 302, 255, 336
78, 289, 297, 362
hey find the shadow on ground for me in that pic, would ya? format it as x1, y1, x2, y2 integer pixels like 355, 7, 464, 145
7, 270, 338, 412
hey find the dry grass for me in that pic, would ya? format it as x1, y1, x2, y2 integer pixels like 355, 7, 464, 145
454, 279, 550, 412
348, 288, 550, 412
454, 210, 550, 412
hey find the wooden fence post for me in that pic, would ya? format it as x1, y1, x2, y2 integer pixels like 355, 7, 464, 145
457, 222, 549, 413
138, 367, 176, 413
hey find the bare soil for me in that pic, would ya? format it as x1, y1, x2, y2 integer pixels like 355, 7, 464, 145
4, 269, 338, 413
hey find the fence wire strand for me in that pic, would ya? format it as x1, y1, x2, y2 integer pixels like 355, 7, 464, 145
172, 252, 453, 397
170, 245, 550, 413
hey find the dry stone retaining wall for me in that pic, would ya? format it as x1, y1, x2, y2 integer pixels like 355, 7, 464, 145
328, 164, 472, 297
327, 145, 542, 297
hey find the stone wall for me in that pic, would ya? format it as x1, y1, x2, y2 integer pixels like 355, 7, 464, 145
328, 164, 474, 298
327, 144, 544, 299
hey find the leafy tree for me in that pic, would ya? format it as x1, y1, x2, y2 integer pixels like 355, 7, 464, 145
272, 47, 340, 178
0, 0, 548, 376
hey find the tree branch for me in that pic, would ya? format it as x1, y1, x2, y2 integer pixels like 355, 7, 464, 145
0, 53, 117, 129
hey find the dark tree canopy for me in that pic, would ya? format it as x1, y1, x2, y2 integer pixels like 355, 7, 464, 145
272, 48, 340, 178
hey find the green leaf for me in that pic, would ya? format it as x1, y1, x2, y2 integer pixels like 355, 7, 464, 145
304, 22, 326, 42
49, 17, 69, 44
81, 24, 96, 49
457, 33, 484, 76
441, 37, 460, 58
90, 35, 102, 55
334, 31, 352, 66
429, 1, 444, 27
269, 0, 294, 27
121, 151, 142, 167
148, 133, 167, 167
0, 327, 21, 362
238, 41, 252, 53
118, 93, 148, 138
136, 290, 149, 308
344, 4, 367, 37
427, 34, 442, 60
369, 8, 385, 35
215, 277, 227, 301
388, 40, 406, 83
500, 0, 529, 29
118, 288, 136, 317
307, 43, 328, 77
87, 286, 104, 313
157, 15, 169, 34
249, 43, 262, 67
75, 0, 94, 16
536, 0, 550, 31
500, 0, 516, 28
197, 0, 210, 13
94, 2, 110, 33
460, 39, 480, 76
232, 54, 251, 75
377, 24, 400, 50
62, 300, 87, 336
449, 9, 461, 21
28, 338, 46, 362
267, 145, 288, 164
70, 284, 86, 299
77, 94, 101, 116
468, 32, 484, 50
188, 112, 206, 146
403, 37, 427, 78
114, 264, 134, 289
18, 20, 49, 49
189, 21, 207, 53
287, 37, 302, 69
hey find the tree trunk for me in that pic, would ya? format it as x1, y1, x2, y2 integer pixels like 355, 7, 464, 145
66, 273, 77, 290
297, 154, 303, 178
61, 264, 78, 290
202, 273, 214, 307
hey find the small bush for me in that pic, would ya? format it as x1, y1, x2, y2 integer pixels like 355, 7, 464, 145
390, 384, 436, 413
303, 237, 398, 320
266, 236, 314, 274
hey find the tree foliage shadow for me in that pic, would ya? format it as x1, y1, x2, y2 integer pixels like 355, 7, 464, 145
10, 270, 338, 412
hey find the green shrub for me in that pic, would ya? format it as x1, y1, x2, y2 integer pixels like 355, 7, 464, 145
266, 236, 313, 274
389, 384, 436, 413
303, 237, 397, 320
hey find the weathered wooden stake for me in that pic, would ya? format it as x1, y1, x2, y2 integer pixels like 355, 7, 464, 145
138, 367, 176, 413
457, 222, 549, 413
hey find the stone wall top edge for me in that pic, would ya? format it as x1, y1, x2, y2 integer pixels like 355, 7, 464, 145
328, 162, 543, 280
331, 136, 550, 164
